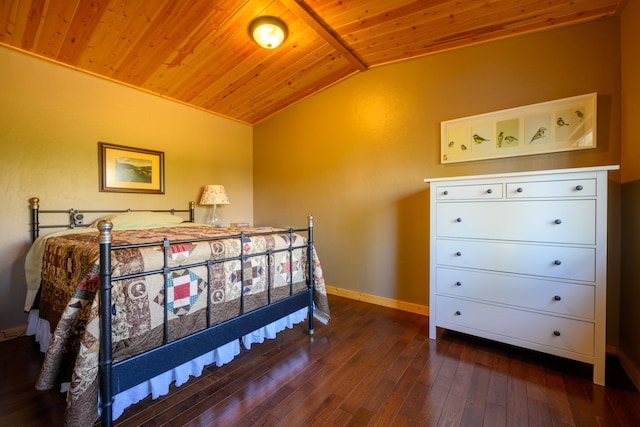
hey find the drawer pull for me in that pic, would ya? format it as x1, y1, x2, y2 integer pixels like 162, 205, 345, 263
554, 295, 562, 301
456, 281, 462, 287
554, 260, 562, 265
456, 217, 462, 223
456, 251, 462, 257
576, 185, 584, 191
443, 190, 449, 196
553, 330, 561, 337
516, 187, 524, 193
455, 310, 461, 316
554, 219, 562, 224
486, 188, 493, 194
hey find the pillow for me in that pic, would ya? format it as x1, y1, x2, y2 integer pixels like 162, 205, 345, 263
91, 211, 184, 229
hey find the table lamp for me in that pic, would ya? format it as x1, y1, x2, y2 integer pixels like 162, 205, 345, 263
199, 185, 230, 227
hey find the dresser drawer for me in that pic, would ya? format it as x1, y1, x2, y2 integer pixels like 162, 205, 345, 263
436, 267, 595, 318
506, 178, 595, 198
436, 239, 595, 282
436, 200, 595, 244
435, 296, 594, 356
435, 183, 503, 200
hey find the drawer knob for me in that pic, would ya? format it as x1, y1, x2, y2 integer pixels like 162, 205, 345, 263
516, 187, 524, 193
456, 281, 462, 287
576, 185, 584, 191
486, 188, 493, 194
455, 310, 461, 316
553, 330, 561, 337
456, 251, 462, 257
456, 217, 462, 223
554, 295, 562, 301
554, 219, 562, 224
554, 260, 562, 265
443, 190, 449, 195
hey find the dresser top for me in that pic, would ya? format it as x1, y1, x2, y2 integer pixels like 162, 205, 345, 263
424, 165, 619, 183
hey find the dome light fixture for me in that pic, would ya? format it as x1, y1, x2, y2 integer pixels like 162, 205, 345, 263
249, 16, 288, 49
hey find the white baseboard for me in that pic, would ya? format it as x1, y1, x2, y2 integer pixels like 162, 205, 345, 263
325, 286, 428, 316
0, 324, 27, 342
617, 347, 640, 390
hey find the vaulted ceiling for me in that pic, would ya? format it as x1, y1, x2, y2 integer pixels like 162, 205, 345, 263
0, 0, 624, 125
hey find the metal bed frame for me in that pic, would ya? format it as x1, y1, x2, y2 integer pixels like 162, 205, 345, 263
29, 198, 316, 427
29, 197, 197, 241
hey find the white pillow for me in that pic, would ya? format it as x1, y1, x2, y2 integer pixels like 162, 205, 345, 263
91, 211, 183, 229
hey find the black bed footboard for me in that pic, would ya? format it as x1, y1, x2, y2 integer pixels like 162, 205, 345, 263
97, 217, 316, 427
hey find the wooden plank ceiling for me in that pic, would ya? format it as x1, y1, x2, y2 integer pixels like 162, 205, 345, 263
0, 0, 624, 125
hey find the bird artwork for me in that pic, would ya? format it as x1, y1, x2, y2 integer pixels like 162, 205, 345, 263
472, 134, 490, 144
448, 141, 455, 148
497, 131, 504, 147
529, 127, 547, 144
576, 110, 584, 121
556, 117, 570, 127
460, 144, 467, 151
504, 135, 518, 143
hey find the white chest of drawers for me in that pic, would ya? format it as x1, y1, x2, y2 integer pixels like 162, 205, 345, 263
425, 166, 618, 385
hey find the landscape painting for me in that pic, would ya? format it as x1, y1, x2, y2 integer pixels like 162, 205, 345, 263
99, 142, 165, 193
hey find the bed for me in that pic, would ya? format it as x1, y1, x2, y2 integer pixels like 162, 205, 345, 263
24, 197, 330, 427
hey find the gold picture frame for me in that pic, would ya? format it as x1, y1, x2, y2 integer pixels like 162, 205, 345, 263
441, 93, 597, 164
99, 142, 165, 194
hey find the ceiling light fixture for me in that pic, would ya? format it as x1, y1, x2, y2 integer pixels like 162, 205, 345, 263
249, 16, 288, 49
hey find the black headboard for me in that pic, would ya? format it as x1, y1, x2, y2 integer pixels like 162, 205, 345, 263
29, 197, 196, 242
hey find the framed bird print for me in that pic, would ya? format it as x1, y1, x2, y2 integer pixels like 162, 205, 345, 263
440, 93, 596, 163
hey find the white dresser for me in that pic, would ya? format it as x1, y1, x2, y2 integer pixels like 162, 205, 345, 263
425, 166, 618, 385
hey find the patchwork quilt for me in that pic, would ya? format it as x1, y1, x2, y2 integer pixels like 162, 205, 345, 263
30, 225, 330, 426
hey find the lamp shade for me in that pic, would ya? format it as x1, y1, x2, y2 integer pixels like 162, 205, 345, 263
199, 185, 230, 205
249, 16, 288, 49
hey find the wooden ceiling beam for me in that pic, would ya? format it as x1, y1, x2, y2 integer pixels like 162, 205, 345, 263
281, 0, 368, 72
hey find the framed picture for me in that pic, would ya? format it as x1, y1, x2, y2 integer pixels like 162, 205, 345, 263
99, 142, 165, 194
441, 93, 597, 164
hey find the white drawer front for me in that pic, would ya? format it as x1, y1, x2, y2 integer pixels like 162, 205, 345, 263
506, 178, 595, 198
436, 183, 503, 200
436, 267, 595, 319
436, 200, 595, 245
436, 239, 595, 282
435, 296, 594, 356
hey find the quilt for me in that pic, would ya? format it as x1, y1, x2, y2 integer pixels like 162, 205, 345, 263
29, 225, 330, 426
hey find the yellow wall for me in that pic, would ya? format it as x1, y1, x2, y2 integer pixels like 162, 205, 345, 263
0, 45, 254, 331
620, 1, 640, 386
621, 0, 640, 184
254, 18, 622, 339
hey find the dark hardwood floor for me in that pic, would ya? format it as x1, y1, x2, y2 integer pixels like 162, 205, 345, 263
2, 294, 640, 426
